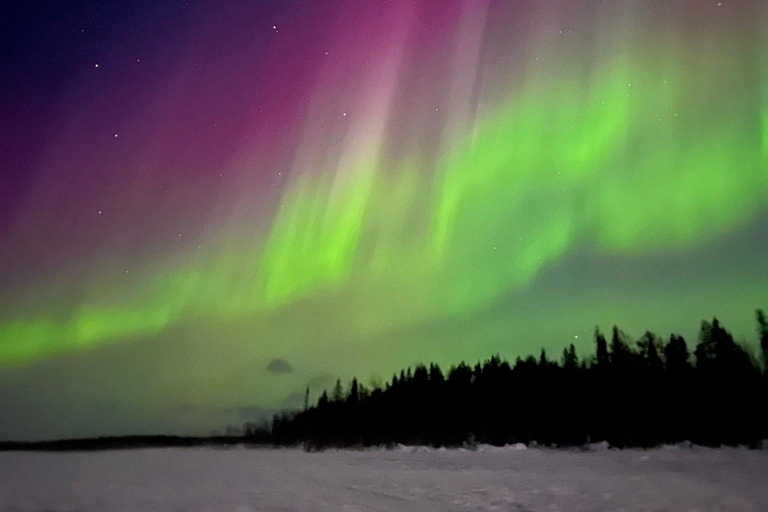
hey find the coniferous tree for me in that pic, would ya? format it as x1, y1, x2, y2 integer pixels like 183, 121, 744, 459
332, 378, 344, 402
595, 327, 609, 369
539, 348, 548, 367
429, 363, 444, 384
694, 320, 714, 369
661, 333, 691, 444
609, 325, 634, 369
757, 309, 768, 370
638, 331, 662, 372
562, 344, 578, 370
348, 378, 359, 404
665, 334, 690, 373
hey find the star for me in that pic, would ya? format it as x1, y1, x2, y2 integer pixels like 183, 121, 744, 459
114, 133, 119, 138
97, 210, 102, 215
94, 63, 99, 68
342, 112, 347, 117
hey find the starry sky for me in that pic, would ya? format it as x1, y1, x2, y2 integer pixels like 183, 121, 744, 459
1, 0, 767, 440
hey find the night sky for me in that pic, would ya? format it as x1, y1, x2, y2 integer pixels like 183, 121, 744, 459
1, 0, 767, 440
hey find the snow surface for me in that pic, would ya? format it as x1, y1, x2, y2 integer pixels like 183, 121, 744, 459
2, 445, 767, 511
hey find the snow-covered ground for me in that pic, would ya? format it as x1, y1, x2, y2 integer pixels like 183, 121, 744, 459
2, 445, 767, 511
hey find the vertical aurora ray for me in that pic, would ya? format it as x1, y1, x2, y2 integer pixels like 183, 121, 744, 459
259, 12, 412, 306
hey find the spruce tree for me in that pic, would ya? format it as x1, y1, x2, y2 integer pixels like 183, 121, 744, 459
595, 327, 609, 369
562, 344, 578, 370
757, 309, 768, 370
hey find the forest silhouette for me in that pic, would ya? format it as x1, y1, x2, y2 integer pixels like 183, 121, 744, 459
3, 310, 767, 452
263, 309, 768, 449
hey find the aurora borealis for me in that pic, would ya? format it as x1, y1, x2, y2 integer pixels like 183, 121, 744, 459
1, 0, 767, 440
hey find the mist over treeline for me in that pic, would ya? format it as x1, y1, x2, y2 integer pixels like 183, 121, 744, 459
255, 309, 768, 449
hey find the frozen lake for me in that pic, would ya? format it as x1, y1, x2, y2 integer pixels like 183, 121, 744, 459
2, 445, 767, 511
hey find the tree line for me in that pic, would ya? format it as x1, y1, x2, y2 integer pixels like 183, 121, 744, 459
260, 309, 768, 449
